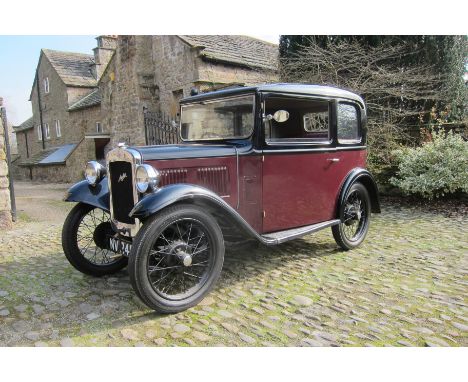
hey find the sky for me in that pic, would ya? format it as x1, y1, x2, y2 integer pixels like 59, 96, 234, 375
0, 35, 279, 126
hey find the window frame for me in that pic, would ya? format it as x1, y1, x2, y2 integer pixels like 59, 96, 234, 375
44, 123, 50, 140
262, 94, 334, 147
96, 121, 102, 133
55, 119, 61, 137
37, 125, 42, 141
43, 77, 50, 94
337, 101, 362, 145
180, 94, 256, 142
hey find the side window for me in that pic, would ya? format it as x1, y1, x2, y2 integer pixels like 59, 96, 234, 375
55, 120, 61, 137
43, 77, 50, 94
44, 123, 50, 139
337, 103, 360, 143
264, 97, 330, 144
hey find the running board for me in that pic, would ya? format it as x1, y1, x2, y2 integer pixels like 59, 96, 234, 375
260, 219, 340, 245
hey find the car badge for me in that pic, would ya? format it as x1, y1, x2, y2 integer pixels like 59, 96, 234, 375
118, 173, 127, 182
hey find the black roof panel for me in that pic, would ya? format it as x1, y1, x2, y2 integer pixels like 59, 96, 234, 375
181, 83, 365, 107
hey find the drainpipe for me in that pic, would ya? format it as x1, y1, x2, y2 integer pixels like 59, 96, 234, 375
35, 69, 46, 150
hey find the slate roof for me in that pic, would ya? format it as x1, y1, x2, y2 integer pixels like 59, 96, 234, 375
177, 35, 278, 71
13, 116, 34, 132
19, 144, 77, 166
42, 49, 96, 87
68, 89, 101, 111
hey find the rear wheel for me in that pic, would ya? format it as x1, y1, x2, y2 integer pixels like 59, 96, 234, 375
332, 183, 371, 250
62, 203, 128, 276
129, 204, 224, 314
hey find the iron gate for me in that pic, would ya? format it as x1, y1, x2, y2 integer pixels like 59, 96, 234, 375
144, 107, 181, 145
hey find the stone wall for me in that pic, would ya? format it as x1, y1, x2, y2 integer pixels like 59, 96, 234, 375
152, 36, 198, 115
0, 110, 12, 229
28, 54, 95, 158
99, 36, 155, 149
99, 35, 279, 150
151, 36, 278, 116
68, 104, 102, 139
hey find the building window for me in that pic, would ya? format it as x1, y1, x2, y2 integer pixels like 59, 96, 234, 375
96, 122, 102, 133
55, 120, 61, 137
44, 123, 50, 139
37, 125, 42, 141
43, 77, 50, 94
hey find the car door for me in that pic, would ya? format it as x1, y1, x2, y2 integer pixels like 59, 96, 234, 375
261, 95, 343, 233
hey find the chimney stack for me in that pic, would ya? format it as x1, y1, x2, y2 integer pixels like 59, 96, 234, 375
92, 35, 117, 79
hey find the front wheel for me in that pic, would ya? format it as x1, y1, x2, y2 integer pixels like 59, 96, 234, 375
332, 183, 371, 250
128, 204, 225, 314
62, 203, 128, 276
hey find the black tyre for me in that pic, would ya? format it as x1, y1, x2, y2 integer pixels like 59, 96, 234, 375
62, 203, 128, 276
129, 204, 224, 314
332, 183, 371, 250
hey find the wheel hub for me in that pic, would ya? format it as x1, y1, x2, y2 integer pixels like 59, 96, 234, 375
93, 222, 114, 249
167, 240, 193, 267
344, 202, 362, 225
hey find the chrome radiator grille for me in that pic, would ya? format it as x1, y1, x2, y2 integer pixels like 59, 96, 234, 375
109, 161, 135, 224
107, 146, 141, 236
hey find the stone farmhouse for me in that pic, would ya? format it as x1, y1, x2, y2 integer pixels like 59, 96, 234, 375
13, 35, 278, 182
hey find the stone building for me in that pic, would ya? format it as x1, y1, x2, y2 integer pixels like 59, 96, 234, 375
13, 36, 116, 182
13, 35, 278, 182
0, 104, 12, 229
99, 35, 279, 148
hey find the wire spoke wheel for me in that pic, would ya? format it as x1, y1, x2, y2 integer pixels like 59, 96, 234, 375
147, 218, 214, 300
129, 204, 224, 313
62, 203, 128, 276
332, 183, 371, 250
76, 208, 122, 266
342, 190, 367, 242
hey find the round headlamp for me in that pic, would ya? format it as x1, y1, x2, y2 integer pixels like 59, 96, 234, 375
85, 161, 105, 186
136, 164, 160, 193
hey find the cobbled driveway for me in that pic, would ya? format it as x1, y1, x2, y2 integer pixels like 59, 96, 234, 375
0, 185, 467, 346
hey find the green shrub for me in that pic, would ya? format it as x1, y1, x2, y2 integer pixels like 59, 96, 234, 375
390, 129, 468, 199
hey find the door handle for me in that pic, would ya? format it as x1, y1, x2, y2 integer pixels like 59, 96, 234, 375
327, 158, 340, 162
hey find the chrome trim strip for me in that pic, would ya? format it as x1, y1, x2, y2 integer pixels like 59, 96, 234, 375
107, 146, 141, 237
262, 146, 366, 154
262, 220, 341, 245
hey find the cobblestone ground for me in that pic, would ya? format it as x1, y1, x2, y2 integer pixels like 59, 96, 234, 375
0, 190, 467, 346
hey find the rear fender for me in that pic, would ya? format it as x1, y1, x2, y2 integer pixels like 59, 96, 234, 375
63, 179, 110, 212
337, 168, 381, 220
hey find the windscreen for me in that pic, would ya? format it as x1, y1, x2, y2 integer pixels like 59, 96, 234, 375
180, 95, 255, 141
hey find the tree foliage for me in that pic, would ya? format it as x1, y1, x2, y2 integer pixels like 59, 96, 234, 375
279, 35, 467, 186
390, 129, 468, 199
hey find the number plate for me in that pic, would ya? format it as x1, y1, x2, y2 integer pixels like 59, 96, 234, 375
108, 236, 132, 257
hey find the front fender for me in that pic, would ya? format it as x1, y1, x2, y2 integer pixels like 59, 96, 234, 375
129, 184, 265, 241
130, 184, 230, 220
338, 168, 381, 218
64, 178, 110, 212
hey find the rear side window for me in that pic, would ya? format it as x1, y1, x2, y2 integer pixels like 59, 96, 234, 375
264, 97, 331, 144
337, 103, 360, 143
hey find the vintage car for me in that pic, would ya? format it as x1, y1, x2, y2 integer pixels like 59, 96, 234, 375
62, 83, 380, 313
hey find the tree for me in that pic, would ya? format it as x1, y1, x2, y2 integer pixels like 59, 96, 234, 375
279, 35, 468, 185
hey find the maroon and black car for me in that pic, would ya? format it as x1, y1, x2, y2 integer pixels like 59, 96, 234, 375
62, 83, 381, 313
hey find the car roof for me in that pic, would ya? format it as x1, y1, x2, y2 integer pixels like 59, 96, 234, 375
180, 83, 365, 107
